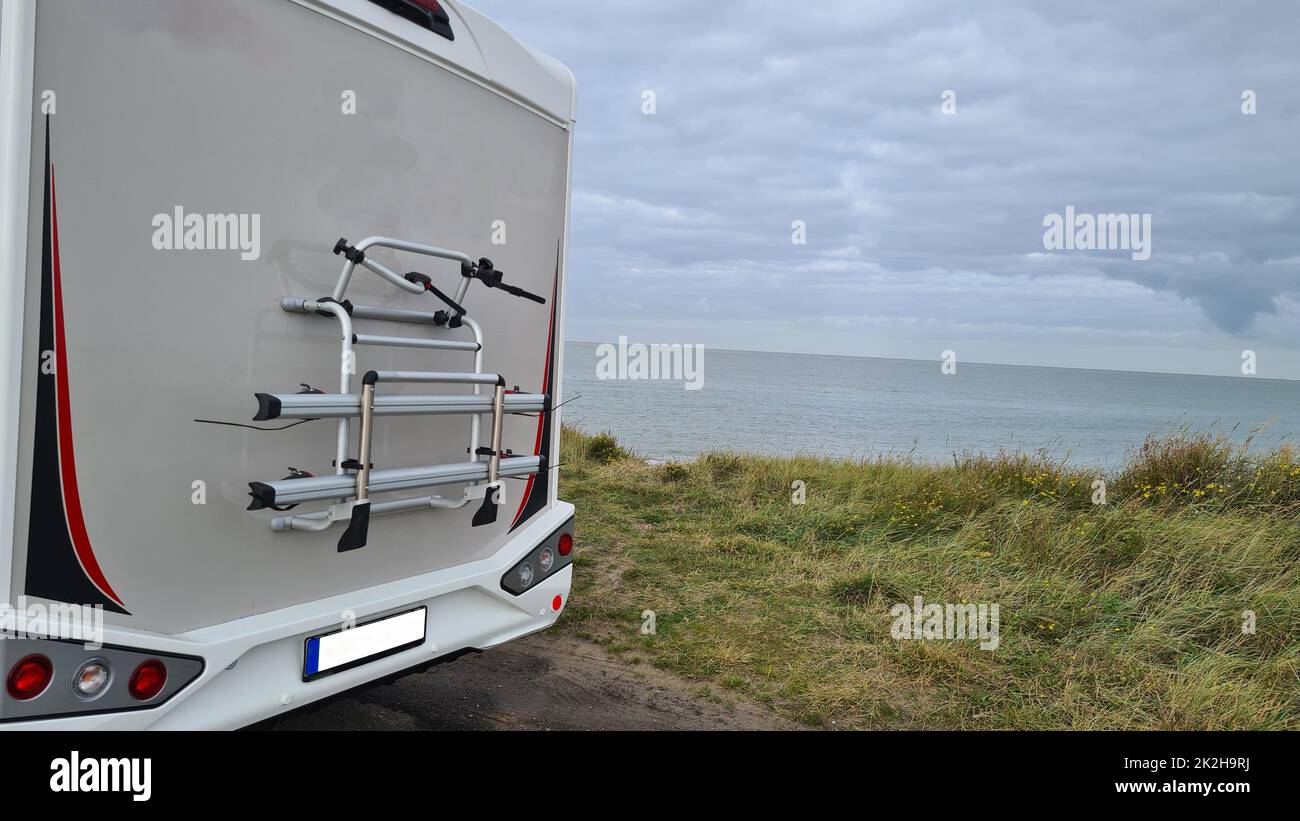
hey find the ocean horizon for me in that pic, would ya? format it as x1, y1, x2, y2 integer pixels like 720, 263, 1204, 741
561, 341, 1300, 468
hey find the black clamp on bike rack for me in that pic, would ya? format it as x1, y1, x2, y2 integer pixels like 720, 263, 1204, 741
405, 271, 466, 328
332, 237, 366, 265
462, 258, 547, 305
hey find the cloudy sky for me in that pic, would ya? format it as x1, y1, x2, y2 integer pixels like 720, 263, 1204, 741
472, 0, 1300, 379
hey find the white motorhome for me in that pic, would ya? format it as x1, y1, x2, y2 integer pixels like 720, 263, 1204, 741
0, 0, 575, 728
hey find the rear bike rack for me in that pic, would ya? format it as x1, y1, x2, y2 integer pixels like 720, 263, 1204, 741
246, 236, 548, 551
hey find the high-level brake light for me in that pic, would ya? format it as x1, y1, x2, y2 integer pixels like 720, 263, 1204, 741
366, 0, 455, 40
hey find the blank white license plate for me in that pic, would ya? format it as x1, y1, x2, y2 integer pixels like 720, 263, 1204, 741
303, 607, 426, 681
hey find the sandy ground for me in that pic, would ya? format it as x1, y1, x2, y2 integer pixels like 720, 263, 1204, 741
270, 632, 799, 731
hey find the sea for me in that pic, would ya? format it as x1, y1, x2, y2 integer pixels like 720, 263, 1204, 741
561, 342, 1300, 469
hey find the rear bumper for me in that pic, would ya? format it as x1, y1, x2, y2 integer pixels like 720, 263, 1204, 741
2, 502, 574, 730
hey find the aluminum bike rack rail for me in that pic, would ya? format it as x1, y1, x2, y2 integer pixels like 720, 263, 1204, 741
246, 236, 548, 551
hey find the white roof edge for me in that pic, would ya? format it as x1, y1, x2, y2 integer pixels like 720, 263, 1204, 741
452, 2, 577, 124
303, 0, 575, 125
523, 42, 578, 125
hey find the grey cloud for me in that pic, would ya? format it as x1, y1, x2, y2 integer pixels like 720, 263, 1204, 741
470, 0, 1300, 349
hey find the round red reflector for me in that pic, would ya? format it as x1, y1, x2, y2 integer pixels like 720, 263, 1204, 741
128, 659, 167, 701
557, 533, 573, 557
6, 654, 53, 700
552, 595, 563, 612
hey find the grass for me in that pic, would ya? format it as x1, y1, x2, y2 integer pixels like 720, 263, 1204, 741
555, 426, 1300, 729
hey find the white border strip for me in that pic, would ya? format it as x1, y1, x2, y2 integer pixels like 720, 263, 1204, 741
551, 100, 576, 508
0, 0, 36, 607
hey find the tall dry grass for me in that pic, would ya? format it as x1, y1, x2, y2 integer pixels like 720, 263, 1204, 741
556, 427, 1300, 729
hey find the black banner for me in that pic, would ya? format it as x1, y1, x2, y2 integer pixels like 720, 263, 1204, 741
6, 730, 1285, 806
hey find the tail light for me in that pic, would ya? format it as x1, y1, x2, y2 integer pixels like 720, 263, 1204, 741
6, 654, 54, 701
128, 660, 167, 701
2, 644, 201, 721
501, 521, 575, 596
73, 659, 113, 700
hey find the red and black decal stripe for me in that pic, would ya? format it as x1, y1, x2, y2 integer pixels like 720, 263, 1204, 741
509, 245, 561, 532
23, 117, 128, 614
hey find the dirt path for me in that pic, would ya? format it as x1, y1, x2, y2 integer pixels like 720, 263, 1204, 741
271, 632, 799, 731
